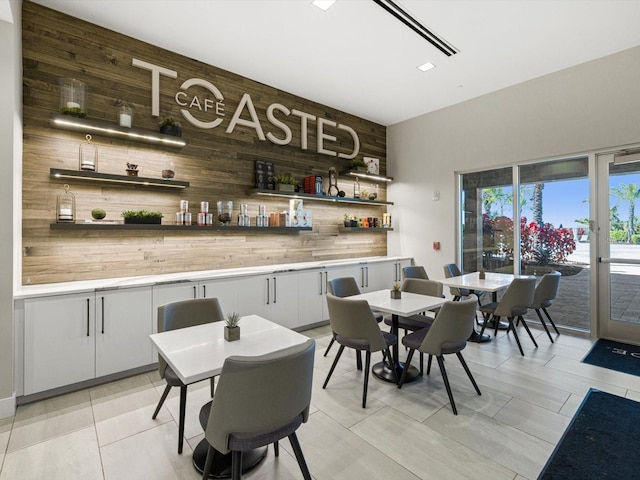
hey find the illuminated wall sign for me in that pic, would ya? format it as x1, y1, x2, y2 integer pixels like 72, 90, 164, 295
132, 58, 360, 159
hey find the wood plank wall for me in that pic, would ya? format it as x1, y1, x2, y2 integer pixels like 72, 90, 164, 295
21, 1, 389, 285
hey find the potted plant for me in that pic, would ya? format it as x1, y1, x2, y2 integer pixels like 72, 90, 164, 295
342, 214, 358, 227
368, 192, 378, 201
159, 117, 183, 137
224, 312, 241, 341
351, 159, 368, 173
60, 105, 86, 118
126, 162, 139, 176
121, 210, 163, 225
274, 174, 297, 192
390, 282, 402, 299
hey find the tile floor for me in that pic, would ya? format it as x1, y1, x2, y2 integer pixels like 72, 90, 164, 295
2, 323, 640, 480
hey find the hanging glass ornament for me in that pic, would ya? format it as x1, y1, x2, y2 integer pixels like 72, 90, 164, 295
56, 184, 76, 223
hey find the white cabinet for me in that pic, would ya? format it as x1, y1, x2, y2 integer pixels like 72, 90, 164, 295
238, 273, 299, 329
298, 269, 326, 326
96, 287, 153, 377
199, 278, 239, 315
24, 293, 95, 395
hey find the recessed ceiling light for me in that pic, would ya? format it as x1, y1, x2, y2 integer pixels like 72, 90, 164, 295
417, 62, 436, 72
312, 0, 336, 11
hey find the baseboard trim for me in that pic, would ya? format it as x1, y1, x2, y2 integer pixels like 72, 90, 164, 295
0, 392, 16, 419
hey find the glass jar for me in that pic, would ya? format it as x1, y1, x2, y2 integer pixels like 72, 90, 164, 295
56, 184, 75, 223
217, 200, 233, 225
118, 103, 133, 128
59, 78, 87, 117
354, 177, 360, 198
162, 155, 175, 179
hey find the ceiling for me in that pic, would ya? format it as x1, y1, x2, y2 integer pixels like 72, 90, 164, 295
28, 0, 640, 126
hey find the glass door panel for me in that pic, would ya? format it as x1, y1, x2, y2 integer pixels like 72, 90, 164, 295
597, 151, 640, 342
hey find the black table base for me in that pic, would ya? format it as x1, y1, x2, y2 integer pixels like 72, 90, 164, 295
192, 440, 267, 479
372, 361, 420, 384
468, 330, 491, 343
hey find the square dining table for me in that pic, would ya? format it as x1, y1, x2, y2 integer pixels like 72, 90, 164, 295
440, 271, 525, 342
149, 314, 310, 478
348, 289, 446, 384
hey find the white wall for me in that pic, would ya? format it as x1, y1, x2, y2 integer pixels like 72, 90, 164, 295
0, 0, 20, 418
387, 46, 640, 279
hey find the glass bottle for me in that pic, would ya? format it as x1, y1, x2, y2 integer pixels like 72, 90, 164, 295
162, 155, 175, 179
79, 134, 98, 171
59, 78, 87, 117
56, 184, 76, 223
354, 177, 360, 198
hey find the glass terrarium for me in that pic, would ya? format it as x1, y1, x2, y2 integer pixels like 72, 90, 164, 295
56, 184, 76, 223
217, 200, 233, 225
59, 78, 87, 117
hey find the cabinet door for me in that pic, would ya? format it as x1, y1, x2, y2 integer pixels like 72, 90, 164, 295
365, 261, 392, 292
24, 293, 95, 395
298, 269, 326, 327
199, 278, 239, 315
237, 273, 299, 329
151, 282, 198, 334
95, 287, 153, 377
237, 275, 269, 319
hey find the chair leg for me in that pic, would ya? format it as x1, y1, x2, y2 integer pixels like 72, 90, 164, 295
274, 440, 279, 457
518, 315, 538, 348
478, 314, 489, 338
508, 318, 525, 356
202, 445, 215, 480
323, 335, 335, 357
178, 385, 187, 454
231, 451, 242, 480
323, 345, 345, 389
288, 432, 312, 480
362, 351, 371, 408
384, 347, 398, 384
493, 315, 501, 337
398, 349, 415, 389
419, 352, 424, 376
456, 352, 481, 396
534, 309, 554, 342
210, 376, 215, 397
542, 307, 560, 334
436, 355, 458, 415
152, 384, 171, 419
356, 350, 363, 371
427, 354, 433, 375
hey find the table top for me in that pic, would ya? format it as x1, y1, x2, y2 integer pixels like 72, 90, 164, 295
149, 315, 309, 384
440, 271, 529, 293
349, 289, 446, 317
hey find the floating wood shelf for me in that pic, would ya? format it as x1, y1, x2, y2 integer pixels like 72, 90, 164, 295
338, 227, 394, 233
250, 189, 393, 206
50, 168, 190, 189
49, 113, 187, 148
339, 170, 393, 182
50, 223, 312, 232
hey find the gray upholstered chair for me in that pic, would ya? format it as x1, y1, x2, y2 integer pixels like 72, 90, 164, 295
398, 296, 480, 414
152, 297, 225, 454
323, 277, 384, 363
529, 271, 561, 342
478, 277, 537, 356
199, 339, 315, 480
402, 265, 429, 279
323, 293, 397, 408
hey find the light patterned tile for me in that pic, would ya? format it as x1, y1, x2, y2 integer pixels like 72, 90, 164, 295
155, 380, 213, 442
424, 404, 554, 480
1, 427, 102, 480
351, 406, 516, 479
546, 354, 640, 392
8, 390, 93, 452
297, 410, 420, 480
626, 388, 640, 402
494, 397, 571, 444
558, 393, 585, 418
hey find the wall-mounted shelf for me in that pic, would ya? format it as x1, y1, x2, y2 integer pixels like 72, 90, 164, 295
339, 170, 393, 183
339, 227, 394, 233
250, 189, 393, 206
49, 114, 187, 148
50, 168, 190, 189
50, 223, 312, 232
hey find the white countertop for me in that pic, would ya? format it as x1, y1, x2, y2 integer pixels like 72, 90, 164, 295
15, 256, 412, 299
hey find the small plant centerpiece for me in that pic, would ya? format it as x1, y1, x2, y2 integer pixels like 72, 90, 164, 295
390, 282, 402, 299
91, 208, 106, 220
159, 117, 183, 137
274, 174, 297, 192
351, 159, 368, 173
224, 312, 241, 342
122, 210, 163, 225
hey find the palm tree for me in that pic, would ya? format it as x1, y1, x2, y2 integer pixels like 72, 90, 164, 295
532, 183, 544, 225
483, 187, 509, 216
611, 183, 640, 242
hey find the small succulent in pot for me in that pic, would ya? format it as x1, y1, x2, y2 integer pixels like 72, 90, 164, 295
390, 282, 402, 299
224, 312, 241, 341
225, 312, 241, 328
